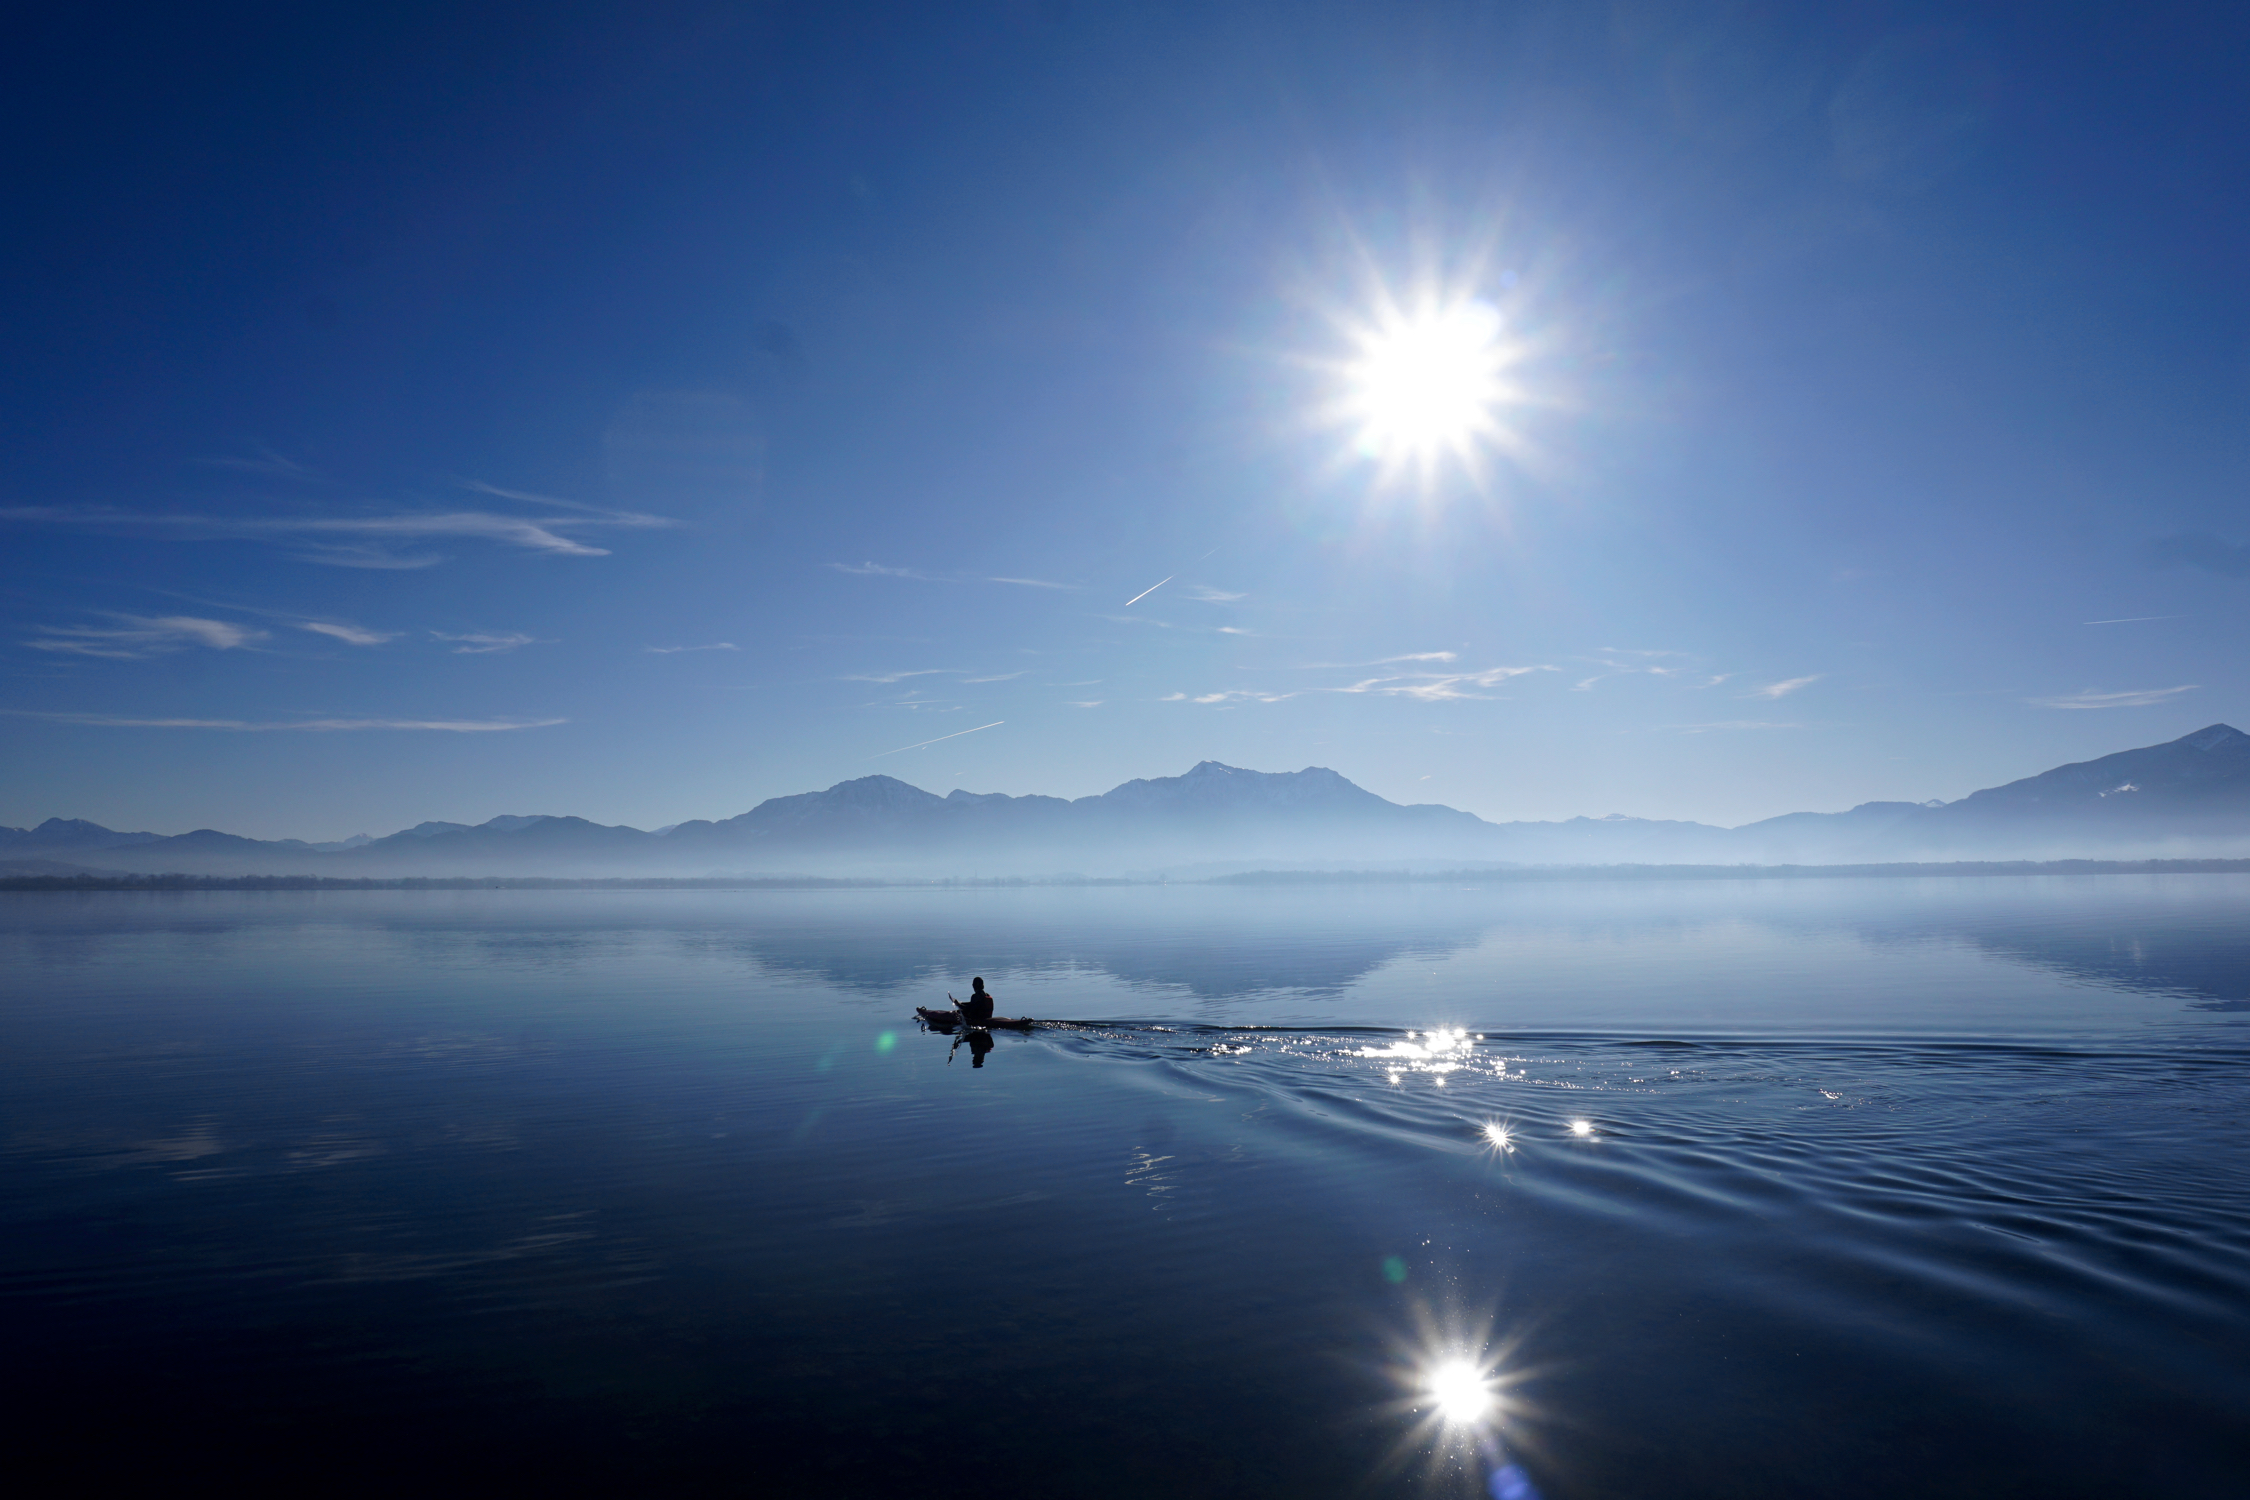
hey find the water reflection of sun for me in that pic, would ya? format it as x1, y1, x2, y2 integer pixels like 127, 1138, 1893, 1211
1372, 1304, 1549, 1499
1424, 1356, 1494, 1424
1363, 1027, 1477, 1086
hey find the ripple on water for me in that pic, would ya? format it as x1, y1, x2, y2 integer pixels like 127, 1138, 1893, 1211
1037, 1020, 2250, 1337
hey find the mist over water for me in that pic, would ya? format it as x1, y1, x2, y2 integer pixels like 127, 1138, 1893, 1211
5, 877, 2247, 1496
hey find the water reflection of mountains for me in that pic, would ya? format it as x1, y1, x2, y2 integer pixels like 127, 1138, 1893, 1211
723, 895, 2250, 1010
726, 911, 1484, 998
1916, 921, 2250, 1012
8, 884, 2242, 1011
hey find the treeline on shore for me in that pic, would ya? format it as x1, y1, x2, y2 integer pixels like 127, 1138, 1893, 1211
1207, 859, 2250, 883
0, 873, 1142, 892
4, 859, 2249, 892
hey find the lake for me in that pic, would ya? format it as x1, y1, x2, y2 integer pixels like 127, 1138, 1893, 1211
4, 876, 2247, 1497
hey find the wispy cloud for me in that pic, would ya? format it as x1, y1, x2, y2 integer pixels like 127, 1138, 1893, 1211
1067, 700, 1104, 708
1746, 675, 1822, 700
288, 543, 446, 570
1674, 721, 1806, 733
0, 502, 672, 566
846, 667, 1036, 687
830, 561, 942, 580
1167, 689, 1299, 705
868, 720, 1004, 759
1574, 652, 1737, 692
1098, 614, 1248, 636
1198, 656, 1546, 702
459, 481, 667, 526
829, 562, 1077, 590
1572, 668, 1654, 691
1292, 651, 1458, 670
1331, 664, 1554, 701
1179, 584, 1245, 602
95, 593, 394, 648
305, 515, 626, 558
843, 668, 953, 684
6, 711, 565, 732
200, 449, 326, 482
432, 631, 544, 655
646, 642, 739, 654
29, 615, 268, 659
1575, 648, 1696, 686
2030, 685, 2199, 709
300, 621, 397, 646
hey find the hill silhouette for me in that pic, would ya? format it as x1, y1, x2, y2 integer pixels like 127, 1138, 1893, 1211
6, 726, 2248, 878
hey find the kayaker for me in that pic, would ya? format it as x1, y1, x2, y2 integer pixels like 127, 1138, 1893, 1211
956, 977, 996, 1027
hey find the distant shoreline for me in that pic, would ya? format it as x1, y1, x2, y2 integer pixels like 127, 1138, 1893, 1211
1203, 859, 2250, 882
5, 858, 2250, 892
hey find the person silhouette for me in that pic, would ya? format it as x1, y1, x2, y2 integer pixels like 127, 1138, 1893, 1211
956, 977, 995, 1028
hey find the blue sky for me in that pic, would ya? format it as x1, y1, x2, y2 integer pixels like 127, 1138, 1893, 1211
5, 1, 2247, 840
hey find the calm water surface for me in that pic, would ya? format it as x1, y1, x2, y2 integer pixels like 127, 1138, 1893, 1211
5, 877, 2247, 1496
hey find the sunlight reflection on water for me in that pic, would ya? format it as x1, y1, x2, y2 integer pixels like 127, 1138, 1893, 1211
1425, 1357, 1493, 1424
4, 886, 2249, 1496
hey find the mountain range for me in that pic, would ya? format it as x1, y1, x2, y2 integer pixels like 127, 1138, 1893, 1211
6, 723, 2249, 878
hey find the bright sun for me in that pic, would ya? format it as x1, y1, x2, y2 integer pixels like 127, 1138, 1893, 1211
1340, 297, 1512, 472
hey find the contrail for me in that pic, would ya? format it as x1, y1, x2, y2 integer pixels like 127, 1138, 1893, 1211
867, 720, 1004, 759
2083, 616, 2184, 625
1124, 575, 1172, 607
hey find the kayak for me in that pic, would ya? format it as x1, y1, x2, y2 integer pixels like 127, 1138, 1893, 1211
916, 1006, 1036, 1032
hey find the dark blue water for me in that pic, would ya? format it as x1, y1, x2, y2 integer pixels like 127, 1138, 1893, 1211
5, 878, 2247, 1496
